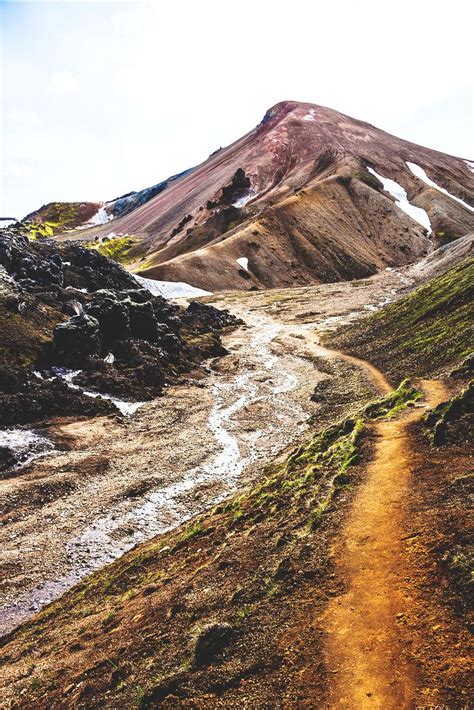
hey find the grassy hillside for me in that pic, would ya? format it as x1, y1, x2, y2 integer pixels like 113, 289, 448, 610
330, 258, 474, 382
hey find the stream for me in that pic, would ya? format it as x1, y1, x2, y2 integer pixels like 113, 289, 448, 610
0, 313, 312, 634
0, 271, 411, 635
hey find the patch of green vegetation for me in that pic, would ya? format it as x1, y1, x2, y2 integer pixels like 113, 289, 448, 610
88, 236, 136, 264
235, 604, 256, 621
331, 258, 474, 380
362, 378, 422, 419
174, 521, 205, 547
25, 201, 99, 233
18, 221, 58, 240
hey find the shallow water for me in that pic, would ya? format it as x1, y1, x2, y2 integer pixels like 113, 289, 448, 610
0, 428, 54, 469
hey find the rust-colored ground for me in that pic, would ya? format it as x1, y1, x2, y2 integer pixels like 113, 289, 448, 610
0, 283, 471, 708
322, 380, 449, 709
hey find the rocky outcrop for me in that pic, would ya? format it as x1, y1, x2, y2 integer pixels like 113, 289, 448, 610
424, 382, 473, 446
0, 227, 239, 429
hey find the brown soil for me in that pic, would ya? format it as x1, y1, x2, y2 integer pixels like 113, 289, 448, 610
0, 272, 471, 708
322, 379, 449, 709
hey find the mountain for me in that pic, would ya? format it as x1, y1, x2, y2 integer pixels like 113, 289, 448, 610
37, 100, 474, 292
3, 101, 472, 708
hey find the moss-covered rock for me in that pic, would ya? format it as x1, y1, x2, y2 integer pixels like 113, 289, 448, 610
88, 236, 137, 265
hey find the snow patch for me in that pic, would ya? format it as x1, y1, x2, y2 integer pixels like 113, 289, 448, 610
406, 161, 474, 213
236, 257, 249, 271
303, 108, 317, 122
465, 160, 474, 174
89, 205, 113, 225
367, 166, 432, 232
134, 274, 212, 299
232, 191, 255, 208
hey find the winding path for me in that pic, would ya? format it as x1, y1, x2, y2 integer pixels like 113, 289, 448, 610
322, 374, 449, 709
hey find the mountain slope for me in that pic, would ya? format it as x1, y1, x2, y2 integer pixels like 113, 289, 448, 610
76, 101, 474, 290
24, 102, 474, 291
330, 257, 474, 381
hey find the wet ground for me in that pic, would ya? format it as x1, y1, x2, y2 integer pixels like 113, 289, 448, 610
0, 269, 408, 635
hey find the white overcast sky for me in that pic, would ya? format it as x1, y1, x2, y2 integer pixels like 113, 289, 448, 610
1, 0, 473, 218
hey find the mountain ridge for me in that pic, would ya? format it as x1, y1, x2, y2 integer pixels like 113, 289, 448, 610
24, 101, 474, 292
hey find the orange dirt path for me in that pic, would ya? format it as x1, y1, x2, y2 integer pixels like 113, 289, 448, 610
321, 376, 449, 709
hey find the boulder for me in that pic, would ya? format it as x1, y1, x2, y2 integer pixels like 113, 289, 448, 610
52, 313, 101, 365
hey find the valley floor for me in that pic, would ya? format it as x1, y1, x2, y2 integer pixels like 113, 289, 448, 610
1, 271, 401, 635
0, 267, 471, 708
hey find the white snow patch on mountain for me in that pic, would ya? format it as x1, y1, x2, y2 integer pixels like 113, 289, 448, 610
89, 205, 113, 225
367, 166, 431, 232
134, 274, 212, 299
232, 192, 255, 208
406, 161, 473, 213
236, 257, 249, 271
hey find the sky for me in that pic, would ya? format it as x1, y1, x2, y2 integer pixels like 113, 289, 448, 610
1, 0, 472, 219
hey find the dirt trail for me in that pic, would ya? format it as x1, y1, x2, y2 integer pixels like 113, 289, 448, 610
322, 377, 449, 709
0, 270, 417, 636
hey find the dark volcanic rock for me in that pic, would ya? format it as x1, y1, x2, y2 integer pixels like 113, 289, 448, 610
424, 382, 474, 447
220, 168, 251, 206
193, 623, 235, 667
52, 314, 102, 367
182, 300, 240, 332
0, 225, 240, 425
0, 375, 117, 427
0, 227, 139, 294
0, 446, 16, 473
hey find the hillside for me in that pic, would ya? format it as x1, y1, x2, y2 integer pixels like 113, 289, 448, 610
330, 257, 474, 381
1, 260, 472, 708
25, 102, 474, 292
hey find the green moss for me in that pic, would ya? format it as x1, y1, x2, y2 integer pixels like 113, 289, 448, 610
174, 521, 205, 546
362, 379, 422, 419
331, 258, 474, 380
18, 221, 59, 240
24, 201, 99, 233
88, 236, 136, 264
